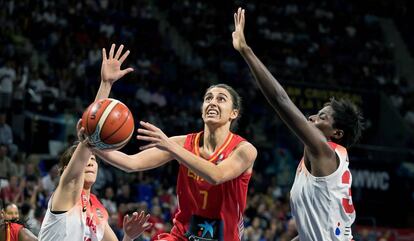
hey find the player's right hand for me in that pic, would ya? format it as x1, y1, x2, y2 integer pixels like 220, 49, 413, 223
232, 7, 248, 52
101, 43, 134, 85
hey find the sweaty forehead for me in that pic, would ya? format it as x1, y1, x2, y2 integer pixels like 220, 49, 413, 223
205, 87, 230, 97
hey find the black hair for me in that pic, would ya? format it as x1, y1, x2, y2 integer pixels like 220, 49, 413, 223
205, 84, 242, 130
58, 143, 79, 175
325, 98, 364, 147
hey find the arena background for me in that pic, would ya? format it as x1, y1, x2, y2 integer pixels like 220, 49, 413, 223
0, 0, 413, 240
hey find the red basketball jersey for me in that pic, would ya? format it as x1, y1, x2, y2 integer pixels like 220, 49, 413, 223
172, 131, 251, 241
5, 222, 22, 241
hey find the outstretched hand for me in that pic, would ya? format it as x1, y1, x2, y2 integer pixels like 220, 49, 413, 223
232, 7, 248, 52
137, 121, 175, 152
123, 211, 152, 240
101, 44, 134, 85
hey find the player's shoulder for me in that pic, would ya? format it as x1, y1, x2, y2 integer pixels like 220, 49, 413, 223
232, 134, 256, 149
234, 140, 257, 159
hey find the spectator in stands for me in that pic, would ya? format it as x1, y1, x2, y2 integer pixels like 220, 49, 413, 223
116, 183, 135, 207
0, 144, 17, 180
40, 164, 59, 196
244, 217, 264, 241
0, 112, 18, 158
101, 186, 118, 215
0, 202, 38, 241
0, 61, 16, 110
20, 203, 41, 235
1, 203, 19, 221
1, 176, 24, 205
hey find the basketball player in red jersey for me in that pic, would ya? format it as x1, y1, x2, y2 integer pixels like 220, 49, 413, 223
233, 8, 364, 241
1, 202, 37, 241
92, 46, 257, 241
38, 44, 151, 241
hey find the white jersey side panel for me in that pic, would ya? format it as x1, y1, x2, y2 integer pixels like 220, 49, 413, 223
38, 195, 106, 241
290, 144, 355, 241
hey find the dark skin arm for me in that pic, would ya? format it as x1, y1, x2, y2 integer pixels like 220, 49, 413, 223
233, 8, 336, 176
18, 228, 38, 241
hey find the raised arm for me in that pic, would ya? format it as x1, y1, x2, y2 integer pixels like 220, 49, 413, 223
137, 122, 257, 185
95, 44, 134, 101
232, 8, 335, 173
51, 120, 92, 212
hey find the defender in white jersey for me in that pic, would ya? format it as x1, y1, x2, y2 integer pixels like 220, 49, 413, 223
290, 142, 355, 240
233, 8, 364, 241
39, 44, 151, 241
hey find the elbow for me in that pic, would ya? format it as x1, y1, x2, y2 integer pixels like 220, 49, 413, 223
124, 164, 143, 173
206, 178, 222, 185
205, 173, 225, 185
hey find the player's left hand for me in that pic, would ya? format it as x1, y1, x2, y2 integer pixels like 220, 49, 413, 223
123, 211, 152, 240
137, 121, 176, 151
101, 43, 134, 85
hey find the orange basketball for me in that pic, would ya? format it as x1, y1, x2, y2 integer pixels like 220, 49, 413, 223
81, 98, 134, 150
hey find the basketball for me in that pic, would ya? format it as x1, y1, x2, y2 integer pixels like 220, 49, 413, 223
81, 98, 134, 150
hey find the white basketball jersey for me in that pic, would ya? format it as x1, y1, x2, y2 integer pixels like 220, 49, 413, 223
38, 193, 107, 241
290, 142, 355, 241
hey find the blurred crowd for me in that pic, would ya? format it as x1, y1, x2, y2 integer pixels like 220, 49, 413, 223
0, 0, 412, 240
157, 0, 414, 132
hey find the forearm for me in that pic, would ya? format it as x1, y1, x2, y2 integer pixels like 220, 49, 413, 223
95, 150, 137, 172
96, 148, 172, 172
170, 144, 222, 184
60, 143, 91, 184
239, 47, 295, 114
95, 81, 112, 101
239, 47, 322, 148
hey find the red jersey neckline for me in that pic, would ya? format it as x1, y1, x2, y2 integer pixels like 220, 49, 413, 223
194, 131, 234, 162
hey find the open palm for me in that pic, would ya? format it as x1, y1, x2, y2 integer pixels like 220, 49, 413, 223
101, 44, 134, 85
232, 7, 247, 52
136, 121, 174, 152
123, 211, 152, 240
